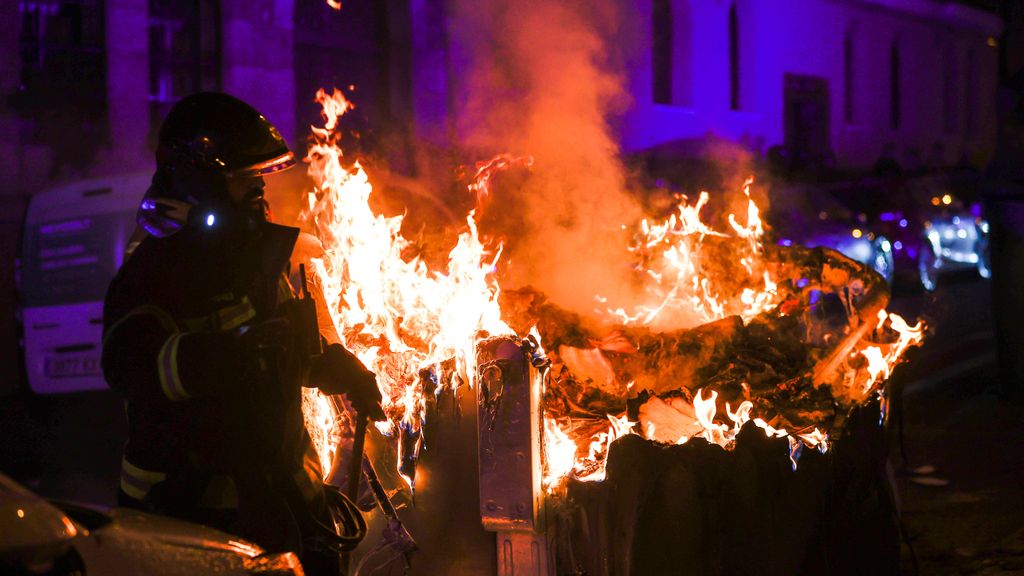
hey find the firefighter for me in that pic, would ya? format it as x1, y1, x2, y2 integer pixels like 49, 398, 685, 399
101, 92, 384, 573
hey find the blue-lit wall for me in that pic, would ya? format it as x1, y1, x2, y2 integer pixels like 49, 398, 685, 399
615, 0, 1001, 169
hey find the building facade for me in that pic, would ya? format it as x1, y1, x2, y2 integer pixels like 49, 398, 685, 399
618, 0, 1003, 170
0, 0, 1004, 197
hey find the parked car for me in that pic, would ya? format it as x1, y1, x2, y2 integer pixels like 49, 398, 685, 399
832, 171, 990, 291
18, 173, 149, 394
767, 182, 895, 284
0, 473, 304, 575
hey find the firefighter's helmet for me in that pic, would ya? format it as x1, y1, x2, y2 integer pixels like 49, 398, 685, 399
139, 92, 294, 237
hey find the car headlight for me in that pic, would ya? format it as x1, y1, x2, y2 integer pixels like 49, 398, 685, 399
844, 238, 874, 263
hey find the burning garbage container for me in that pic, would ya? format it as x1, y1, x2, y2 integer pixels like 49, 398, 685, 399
297, 90, 922, 575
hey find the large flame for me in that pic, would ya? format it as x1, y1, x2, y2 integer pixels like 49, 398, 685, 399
301, 89, 511, 482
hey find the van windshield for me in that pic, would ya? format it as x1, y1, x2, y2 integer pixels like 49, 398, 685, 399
21, 212, 136, 308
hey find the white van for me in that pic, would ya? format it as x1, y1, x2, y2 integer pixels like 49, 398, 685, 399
20, 173, 150, 394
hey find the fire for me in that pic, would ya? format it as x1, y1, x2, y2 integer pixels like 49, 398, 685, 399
542, 414, 636, 489
295, 87, 924, 499
858, 311, 925, 395
541, 302, 924, 490
693, 389, 729, 446
542, 417, 577, 493
300, 89, 511, 483
606, 178, 780, 329
303, 389, 339, 474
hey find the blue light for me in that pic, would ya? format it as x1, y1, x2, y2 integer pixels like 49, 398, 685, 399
880, 212, 896, 222
898, 219, 908, 228
206, 213, 216, 227
779, 238, 793, 247
893, 240, 903, 250
796, 278, 809, 288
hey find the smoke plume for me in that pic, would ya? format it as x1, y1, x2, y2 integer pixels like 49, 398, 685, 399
450, 0, 645, 320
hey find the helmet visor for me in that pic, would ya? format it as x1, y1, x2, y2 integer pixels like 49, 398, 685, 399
229, 151, 296, 178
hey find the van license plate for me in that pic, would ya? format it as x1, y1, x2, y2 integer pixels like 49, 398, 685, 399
45, 355, 101, 378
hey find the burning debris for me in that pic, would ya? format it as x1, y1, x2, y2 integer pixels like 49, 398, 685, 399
505, 232, 921, 492
296, 86, 922, 493
291, 86, 923, 574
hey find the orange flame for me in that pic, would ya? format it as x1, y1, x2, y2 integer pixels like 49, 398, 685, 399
543, 417, 577, 493
300, 89, 511, 484
605, 177, 779, 329
860, 311, 925, 394
302, 389, 339, 475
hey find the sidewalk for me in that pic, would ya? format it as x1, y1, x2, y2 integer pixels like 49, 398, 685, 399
895, 359, 1024, 575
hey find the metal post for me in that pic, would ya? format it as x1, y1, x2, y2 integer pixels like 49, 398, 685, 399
476, 336, 549, 576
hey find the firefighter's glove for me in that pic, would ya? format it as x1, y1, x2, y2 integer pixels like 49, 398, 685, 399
311, 344, 385, 421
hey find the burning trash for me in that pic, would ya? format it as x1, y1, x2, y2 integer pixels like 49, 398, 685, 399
294, 87, 923, 574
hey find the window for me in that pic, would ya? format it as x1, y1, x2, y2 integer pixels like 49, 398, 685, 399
965, 48, 976, 137
729, 4, 740, 111
148, 0, 221, 136
844, 29, 855, 124
293, 0, 394, 153
943, 44, 958, 133
890, 40, 900, 130
653, 0, 672, 104
14, 0, 107, 172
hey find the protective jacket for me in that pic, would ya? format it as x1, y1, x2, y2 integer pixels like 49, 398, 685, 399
102, 218, 326, 552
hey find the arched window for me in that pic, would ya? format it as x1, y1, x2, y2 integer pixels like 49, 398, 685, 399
148, 0, 221, 135
844, 28, 855, 124
729, 4, 740, 111
890, 39, 900, 130
652, 0, 672, 104
652, 0, 692, 106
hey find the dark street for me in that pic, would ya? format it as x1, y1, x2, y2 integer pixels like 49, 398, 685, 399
888, 278, 1024, 575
